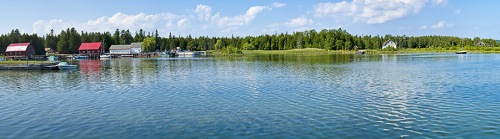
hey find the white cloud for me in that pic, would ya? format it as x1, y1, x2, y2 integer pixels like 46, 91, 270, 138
177, 18, 191, 30
195, 4, 212, 21
419, 21, 454, 30
313, 0, 444, 24
432, 0, 448, 5
272, 2, 287, 8
284, 17, 311, 27
32, 12, 184, 36
33, 19, 67, 34
263, 17, 314, 33
212, 6, 269, 27
431, 21, 446, 29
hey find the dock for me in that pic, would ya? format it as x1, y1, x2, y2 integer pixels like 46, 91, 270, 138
0, 63, 59, 70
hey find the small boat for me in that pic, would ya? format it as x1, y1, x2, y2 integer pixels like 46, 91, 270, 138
74, 55, 89, 59
57, 62, 77, 70
100, 54, 112, 58
355, 50, 366, 55
178, 51, 200, 55
48, 56, 59, 61
456, 50, 467, 54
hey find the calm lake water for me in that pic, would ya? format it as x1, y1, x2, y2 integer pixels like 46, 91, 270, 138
1, 53, 499, 138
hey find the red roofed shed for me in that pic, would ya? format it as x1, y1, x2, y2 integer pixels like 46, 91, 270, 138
79, 42, 102, 55
5, 43, 35, 58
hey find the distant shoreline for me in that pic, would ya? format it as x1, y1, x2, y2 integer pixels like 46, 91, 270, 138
241, 48, 500, 55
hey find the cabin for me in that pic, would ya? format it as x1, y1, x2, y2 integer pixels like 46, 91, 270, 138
476, 41, 485, 46
45, 48, 56, 54
382, 40, 397, 49
130, 43, 142, 55
109, 45, 132, 55
5, 43, 35, 59
79, 42, 103, 56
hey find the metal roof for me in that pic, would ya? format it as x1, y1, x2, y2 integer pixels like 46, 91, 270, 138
131, 43, 142, 48
6, 43, 30, 52
79, 42, 102, 50
110, 45, 131, 50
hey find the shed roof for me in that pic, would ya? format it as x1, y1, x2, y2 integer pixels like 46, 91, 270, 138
79, 42, 102, 50
6, 43, 30, 52
110, 45, 131, 50
131, 43, 142, 48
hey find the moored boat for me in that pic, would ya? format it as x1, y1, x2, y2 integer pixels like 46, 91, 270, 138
74, 55, 89, 59
100, 54, 112, 58
178, 51, 200, 55
57, 62, 77, 70
456, 50, 467, 54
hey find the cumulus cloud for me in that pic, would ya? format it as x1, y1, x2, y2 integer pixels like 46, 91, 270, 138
284, 17, 312, 27
32, 12, 183, 35
212, 6, 269, 27
195, 4, 212, 20
32, 4, 274, 36
419, 21, 454, 30
432, 0, 448, 5
272, 2, 287, 8
431, 21, 446, 29
177, 18, 191, 30
419, 26, 428, 30
313, 0, 445, 24
33, 19, 67, 34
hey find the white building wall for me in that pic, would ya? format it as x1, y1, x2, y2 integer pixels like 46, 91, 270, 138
130, 48, 142, 54
382, 41, 397, 49
110, 49, 131, 54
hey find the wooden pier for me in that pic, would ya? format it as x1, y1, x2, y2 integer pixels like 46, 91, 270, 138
0, 63, 58, 70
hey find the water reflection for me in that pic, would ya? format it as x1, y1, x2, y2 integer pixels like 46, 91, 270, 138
79, 60, 102, 76
0, 53, 499, 138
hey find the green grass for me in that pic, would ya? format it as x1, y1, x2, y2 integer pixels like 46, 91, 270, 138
243, 48, 354, 55
239, 47, 500, 55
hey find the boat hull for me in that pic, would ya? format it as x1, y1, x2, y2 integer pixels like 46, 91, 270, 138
178, 51, 200, 55
100, 55, 112, 58
57, 65, 77, 70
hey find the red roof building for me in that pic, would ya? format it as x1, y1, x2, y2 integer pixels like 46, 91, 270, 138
79, 42, 102, 55
5, 43, 35, 58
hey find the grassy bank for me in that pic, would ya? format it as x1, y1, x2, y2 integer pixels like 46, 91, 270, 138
243, 48, 353, 55
240, 47, 500, 55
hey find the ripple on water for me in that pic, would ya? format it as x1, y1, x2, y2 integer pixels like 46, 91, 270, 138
1, 55, 500, 138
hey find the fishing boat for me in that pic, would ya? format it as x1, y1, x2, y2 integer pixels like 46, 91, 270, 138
455, 50, 467, 54
74, 55, 89, 59
456, 38, 467, 54
57, 62, 77, 70
100, 54, 112, 58
177, 51, 200, 55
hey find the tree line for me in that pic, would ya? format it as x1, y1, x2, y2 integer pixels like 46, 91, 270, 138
0, 28, 498, 55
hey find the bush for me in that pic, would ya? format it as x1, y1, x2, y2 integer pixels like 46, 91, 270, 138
221, 45, 242, 54
382, 47, 398, 51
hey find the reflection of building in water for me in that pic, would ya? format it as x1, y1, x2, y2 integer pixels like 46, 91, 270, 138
381, 54, 397, 62
79, 60, 102, 75
382, 40, 397, 49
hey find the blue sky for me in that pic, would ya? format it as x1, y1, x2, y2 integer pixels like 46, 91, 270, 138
1, 0, 498, 39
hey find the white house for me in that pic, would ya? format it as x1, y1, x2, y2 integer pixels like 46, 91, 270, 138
382, 40, 397, 49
